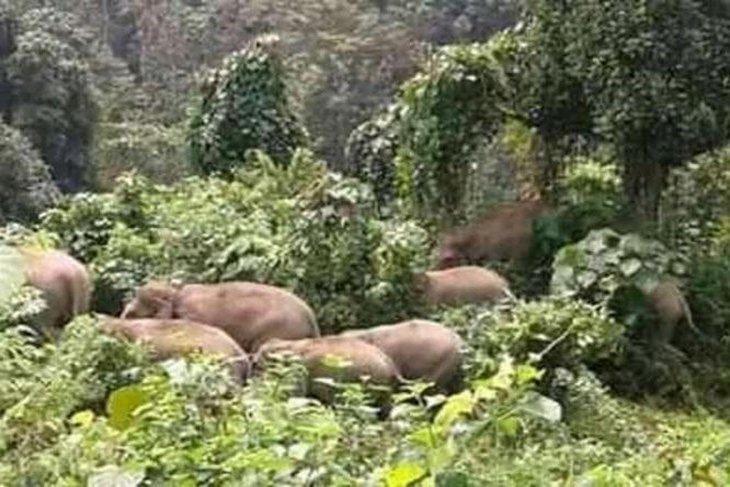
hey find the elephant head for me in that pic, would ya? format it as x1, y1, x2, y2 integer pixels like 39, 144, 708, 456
120, 281, 178, 319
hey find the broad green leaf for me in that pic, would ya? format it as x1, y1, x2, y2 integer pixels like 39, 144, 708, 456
497, 416, 520, 437
410, 427, 437, 448
106, 385, 151, 431
385, 462, 427, 487
0, 245, 26, 305
88, 465, 144, 487
619, 258, 642, 277
487, 358, 515, 391
577, 270, 598, 288
434, 390, 475, 430
515, 365, 543, 386
70, 410, 95, 428
520, 392, 563, 423
428, 443, 454, 472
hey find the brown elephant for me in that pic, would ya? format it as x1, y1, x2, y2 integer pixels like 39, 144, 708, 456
646, 279, 705, 346
100, 317, 250, 382
120, 281, 319, 353
20, 248, 92, 337
254, 336, 401, 414
341, 319, 465, 395
414, 265, 514, 307
436, 199, 553, 269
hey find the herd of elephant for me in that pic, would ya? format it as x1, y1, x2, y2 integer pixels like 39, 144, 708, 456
14, 199, 700, 412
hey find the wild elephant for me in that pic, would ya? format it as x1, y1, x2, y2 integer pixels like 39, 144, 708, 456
341, 319, 465, 395
254, 336, 401, 415
120, 281, 319, 353
646, 279, 705, 346
436, 199, 553, 269
414, 265, 514, 307
100, 317, 250, 382
20, 248, 92, 337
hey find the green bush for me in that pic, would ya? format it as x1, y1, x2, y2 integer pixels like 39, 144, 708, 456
660, 145, 730, 256
8, 9, 98, 192
188, 34, 308, 176
343, 103, 401, 211
0, 122, 60, 224
93, 121, 188, 190
0, 312, 566, 485
551, 228, 683, 305
440, 296, 624, 381
685, 254, 730, 343
39, 150, 430, 330
394, 40, 505, 223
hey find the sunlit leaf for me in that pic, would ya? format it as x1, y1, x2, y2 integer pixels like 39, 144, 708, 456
520, 392, 562, 423
619, 258, 641, 277
70, 409, 95, 428
106, 385, 151, 431
497, 416, 520, 437
88, 465, 144, 487
434, 390, 475, 430
0, 245, 26, 305
385, 462, 427, 487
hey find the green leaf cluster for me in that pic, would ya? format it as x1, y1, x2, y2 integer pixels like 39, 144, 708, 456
188, 35, 308, 176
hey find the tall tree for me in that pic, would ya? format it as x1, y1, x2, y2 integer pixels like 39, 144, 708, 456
510, 0, 730, 218
7, 8, 98, 192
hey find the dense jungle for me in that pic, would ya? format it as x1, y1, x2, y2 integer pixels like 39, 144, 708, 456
3, 0, 730, 485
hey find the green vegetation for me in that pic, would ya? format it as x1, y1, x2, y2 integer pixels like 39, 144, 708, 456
188, 36, 308, 175
2, 0, 730, 484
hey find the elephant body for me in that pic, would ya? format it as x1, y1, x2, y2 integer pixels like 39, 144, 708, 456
255, 336, 400, 412
416, 265, 512, 306
646, 280, 698, 345
341, 319, 465, 394
121, 281, 319, 353
437, 199, 552, 268
21, 248, 91, 336
101, 317, 250, 382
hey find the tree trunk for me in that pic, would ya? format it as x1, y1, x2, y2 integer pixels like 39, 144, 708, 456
624, 156, 667, 224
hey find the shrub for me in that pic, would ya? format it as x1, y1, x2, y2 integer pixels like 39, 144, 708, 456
440, 296, 624, 381
0, 122, 59, 224
660, 145, 730, 256
188, 34, 308, 176
0, 310, 563, 485
394, 40, 505, 223
39, 150, 430, 330
551, 228, 684, 305
8, 9, 98, 192
92, 121, 188, 189
685, 254, 730, 344
343, 103, 401, 211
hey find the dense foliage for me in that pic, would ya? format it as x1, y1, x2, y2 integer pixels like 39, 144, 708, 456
39, 150, 430, 331
7, 7, 98, 192
188, 36, 308, 175
505, 0, 730, 216
0, 122, 59, 224
3, 0, 730, 484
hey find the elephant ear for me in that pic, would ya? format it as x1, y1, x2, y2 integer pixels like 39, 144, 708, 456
0, 244, 27, 306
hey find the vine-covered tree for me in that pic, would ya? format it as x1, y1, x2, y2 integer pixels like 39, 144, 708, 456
344, 103, 402, 210
0, 122, 60, 223
394, 42, 506, 223
188, 35, 308, 174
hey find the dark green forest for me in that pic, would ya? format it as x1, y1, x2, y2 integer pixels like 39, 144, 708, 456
3, 0, 730, 484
